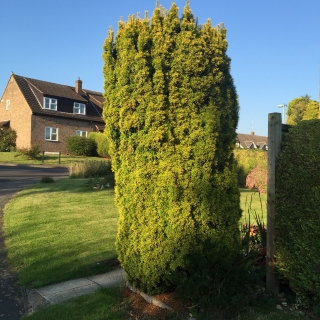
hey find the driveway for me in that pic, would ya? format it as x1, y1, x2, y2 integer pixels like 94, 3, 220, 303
0, 164, 69, 319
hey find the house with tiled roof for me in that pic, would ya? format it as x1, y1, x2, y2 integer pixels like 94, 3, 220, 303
0, 74, 105, 153
236, 132, 268, 150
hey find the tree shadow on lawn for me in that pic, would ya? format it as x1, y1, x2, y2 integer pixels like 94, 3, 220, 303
9, 243, 118, 288
10, 180, 115, 201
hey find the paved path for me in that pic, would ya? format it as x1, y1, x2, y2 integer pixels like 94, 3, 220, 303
0, 164, 69, 319
27, 268, 126, 313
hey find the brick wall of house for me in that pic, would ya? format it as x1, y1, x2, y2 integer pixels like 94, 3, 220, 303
31, 115, 102, 154
0, 75, 32, 148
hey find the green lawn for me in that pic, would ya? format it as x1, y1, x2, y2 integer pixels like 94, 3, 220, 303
3, 178, 118, 288
3, 181, 306, 319
240, 188, 267, 226
0, 151, 106, 166
3, 179, 266, 288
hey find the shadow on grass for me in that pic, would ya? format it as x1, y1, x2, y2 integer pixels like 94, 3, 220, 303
9, 241, 118, 288
11, 179, 115, 201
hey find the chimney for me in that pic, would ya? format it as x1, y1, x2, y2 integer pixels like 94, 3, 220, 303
75, 78, 83, 95
250, 131, 255, 135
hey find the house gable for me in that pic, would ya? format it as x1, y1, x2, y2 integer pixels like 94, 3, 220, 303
0, 74, 33, 148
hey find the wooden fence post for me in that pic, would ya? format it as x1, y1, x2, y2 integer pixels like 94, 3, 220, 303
266, 113, 282, 295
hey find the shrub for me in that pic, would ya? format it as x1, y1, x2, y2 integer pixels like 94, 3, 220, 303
69, 160, 112, 178
40, 177, 54, 183
19, 143, 41, 159
66, 135, 97, 156
275, 119, 320, 307
246, 164, 268, 194
234, 149, 267, 187
0, 127, 17, 151
103, 2, 241, 297
88, 132, 110, 158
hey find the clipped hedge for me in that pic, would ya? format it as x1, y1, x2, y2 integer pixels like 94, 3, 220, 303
88, 132, 110, 158
66, 135, 97, 156
275, 120, 320, 306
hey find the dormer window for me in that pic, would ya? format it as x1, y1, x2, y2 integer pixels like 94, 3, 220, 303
44, 97, 57, 110
74, 102, 86, 115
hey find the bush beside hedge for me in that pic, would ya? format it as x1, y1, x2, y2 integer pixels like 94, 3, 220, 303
275, 119, 320, 307
88, 132, 110, 158
66, 135, 97, 156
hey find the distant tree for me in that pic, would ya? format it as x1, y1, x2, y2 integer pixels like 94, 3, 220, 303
286, 94, 318, 125
103, 2, 241, 296
246, 163, 267, 194
303, 100, 319, 120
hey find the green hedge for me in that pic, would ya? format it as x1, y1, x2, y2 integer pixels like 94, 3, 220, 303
275, 120, 320, 307
88, 132, 110, 158
66, 136, 97, 156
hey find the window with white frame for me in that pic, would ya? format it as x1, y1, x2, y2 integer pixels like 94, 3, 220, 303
44, 97, 57, 110
76, 130, 87, 137
45, 127, 58, 141
73, 102, 86, 115
6, 100, 10, 110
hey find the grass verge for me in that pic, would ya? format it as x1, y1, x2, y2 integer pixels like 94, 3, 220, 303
3, 178, 118, 288
0, 151, 106, 166
22, 288, 127, 320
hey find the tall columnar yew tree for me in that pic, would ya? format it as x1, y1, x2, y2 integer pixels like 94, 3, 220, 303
103, 2, 241, 294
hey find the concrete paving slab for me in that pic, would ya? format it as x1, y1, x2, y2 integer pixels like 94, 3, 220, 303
41, 283, 101, 304
27, 289, 51, 313
88, 269, 126, 287
27, 267, 127, 312
35, 278, 93, 297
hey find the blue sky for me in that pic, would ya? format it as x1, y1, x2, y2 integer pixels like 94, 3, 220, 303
1, 0, 319, 136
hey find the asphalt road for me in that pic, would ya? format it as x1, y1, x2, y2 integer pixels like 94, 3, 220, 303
0, 164, 69, 319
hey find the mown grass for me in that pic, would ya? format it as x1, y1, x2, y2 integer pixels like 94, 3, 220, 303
22, 288, 127, 320
4, 181, 306, 319
0, 151, 106, 166
3, 178, 118, 288
240, 188, 267, 225
3, 176, 265, 289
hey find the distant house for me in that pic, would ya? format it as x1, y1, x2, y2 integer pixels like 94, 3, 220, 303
0, 74, 105, 154
236, 132, 268, 150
